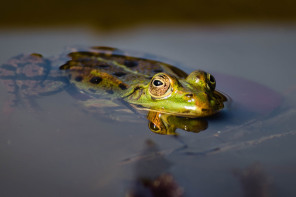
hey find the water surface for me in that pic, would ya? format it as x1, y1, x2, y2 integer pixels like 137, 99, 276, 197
0, 25, 296, 197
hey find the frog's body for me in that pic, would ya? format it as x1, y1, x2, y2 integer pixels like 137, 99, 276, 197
60, 46, 226, 117
0, 46, 227, 134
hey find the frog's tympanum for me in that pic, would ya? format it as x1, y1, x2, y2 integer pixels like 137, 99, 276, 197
0, 46, 227, 135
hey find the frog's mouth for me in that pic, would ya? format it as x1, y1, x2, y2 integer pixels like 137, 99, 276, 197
122, 84, 229, 117
191, 90, 228, 117
127, 96, 226, 118
182, 90, 229, 117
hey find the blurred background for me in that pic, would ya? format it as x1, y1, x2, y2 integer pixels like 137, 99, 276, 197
1, 0, 295, 92
1, 0, 296, 29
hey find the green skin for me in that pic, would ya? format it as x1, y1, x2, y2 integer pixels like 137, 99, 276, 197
122, 72, 225, 117
61, 46, 227, 118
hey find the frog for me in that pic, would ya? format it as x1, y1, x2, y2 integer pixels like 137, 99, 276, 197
0, 46, 227, 135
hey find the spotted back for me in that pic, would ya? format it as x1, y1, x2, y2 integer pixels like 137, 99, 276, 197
60, 46, 188, 98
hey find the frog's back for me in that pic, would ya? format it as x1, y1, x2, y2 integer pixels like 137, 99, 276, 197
60, 46, 188, 98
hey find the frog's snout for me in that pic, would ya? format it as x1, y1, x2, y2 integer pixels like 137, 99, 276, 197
186, 91, 225, 117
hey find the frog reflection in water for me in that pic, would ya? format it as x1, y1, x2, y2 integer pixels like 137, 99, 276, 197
0, 46, 227, 135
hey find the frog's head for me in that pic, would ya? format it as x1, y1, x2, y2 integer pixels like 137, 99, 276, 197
122, 70, 227, 117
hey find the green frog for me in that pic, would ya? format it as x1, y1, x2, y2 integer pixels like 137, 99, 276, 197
0, 46, 227, 135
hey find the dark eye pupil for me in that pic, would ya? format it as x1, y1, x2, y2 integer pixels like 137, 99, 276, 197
153, 80, 163, 86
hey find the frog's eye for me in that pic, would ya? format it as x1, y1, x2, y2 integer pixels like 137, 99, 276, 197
149, 73, 173, 99
207, 73, 216, 91
186, 70, 216, 91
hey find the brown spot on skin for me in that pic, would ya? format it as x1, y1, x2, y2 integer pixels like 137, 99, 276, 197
75, 76, 83, 82
90, 76, 102, 84
113, 72, 127, 77
30, 53, 43, 58
119, 83, 127, 90
91, 46, 124, 56
124, 60, 138, 67
98, 64, 109, 68
91, 46, 117, 51
68, 51, 95, 59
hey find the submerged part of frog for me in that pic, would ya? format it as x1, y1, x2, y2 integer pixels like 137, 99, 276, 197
60, 46, 227, 117
147, 111, 208, 135
0, 46, 227, 135
0, 53, 67, 111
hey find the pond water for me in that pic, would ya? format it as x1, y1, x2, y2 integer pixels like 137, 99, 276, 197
0, 25, 296, 197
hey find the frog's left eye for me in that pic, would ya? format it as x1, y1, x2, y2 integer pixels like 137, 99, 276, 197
149, 73, 173, 99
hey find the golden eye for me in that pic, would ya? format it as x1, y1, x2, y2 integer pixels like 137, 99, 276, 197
207, 74, 216, 90
148, 73, 172, 98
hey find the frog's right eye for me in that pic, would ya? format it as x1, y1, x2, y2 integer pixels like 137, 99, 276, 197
148, 73, 173, 99
186, 70, 216, 91
207, 73, 216, 91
